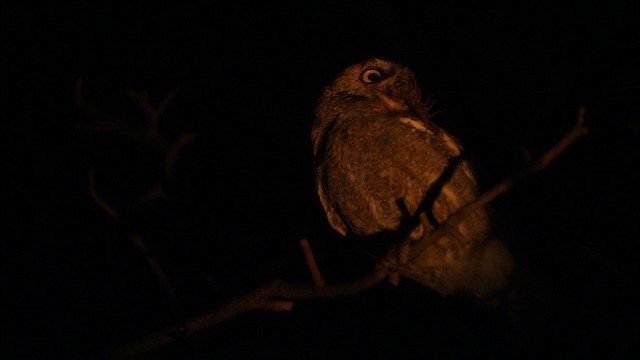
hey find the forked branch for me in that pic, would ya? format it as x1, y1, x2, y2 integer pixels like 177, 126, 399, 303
115, 108, 588, 358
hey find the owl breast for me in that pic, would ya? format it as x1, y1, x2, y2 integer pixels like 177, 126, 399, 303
312, 59, 514, 302
314, 100, 490, 245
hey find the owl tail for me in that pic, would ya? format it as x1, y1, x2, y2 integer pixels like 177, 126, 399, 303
465, 238, 515, 306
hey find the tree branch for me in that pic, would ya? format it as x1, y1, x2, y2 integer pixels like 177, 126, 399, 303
407, 107, 588, 260
113, 107, 588, 358
114, 265, 393, 358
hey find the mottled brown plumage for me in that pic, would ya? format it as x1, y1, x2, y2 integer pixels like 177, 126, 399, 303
312, 59, 513, 302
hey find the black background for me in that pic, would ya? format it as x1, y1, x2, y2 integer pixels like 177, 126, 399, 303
3, 1, 638, 358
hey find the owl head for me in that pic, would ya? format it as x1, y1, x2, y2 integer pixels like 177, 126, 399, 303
321, 58, 427, 115
313, 59, 432, 154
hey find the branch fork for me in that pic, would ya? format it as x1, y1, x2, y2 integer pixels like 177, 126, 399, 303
112, 108, 587, 358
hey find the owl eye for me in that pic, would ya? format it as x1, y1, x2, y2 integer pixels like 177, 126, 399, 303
360, 68, 385, 84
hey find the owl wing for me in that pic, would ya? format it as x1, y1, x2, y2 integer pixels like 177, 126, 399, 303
316, 174, 349, 236
312, 113, 350, 236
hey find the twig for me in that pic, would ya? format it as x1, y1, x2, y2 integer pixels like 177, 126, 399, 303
129, 234, 180, 305
76, 78, 124, 132
532, 106, 587, 172
299, 238, 326, 288
165, 132, 197, 179
87, 169, 179, 313
126, 88, 178, 144
88, 168, 120, 220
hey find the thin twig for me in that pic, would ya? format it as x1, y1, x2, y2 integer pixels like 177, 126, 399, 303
165, 132, 197, 179
88, 168, 120, 220
129, 234, 180, 304
299, 238, 326, 288
157, 90, 178, 118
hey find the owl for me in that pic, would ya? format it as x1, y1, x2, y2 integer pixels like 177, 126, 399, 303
312, 59, 513, 303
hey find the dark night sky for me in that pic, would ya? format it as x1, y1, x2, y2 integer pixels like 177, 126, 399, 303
3, 1, 638, 358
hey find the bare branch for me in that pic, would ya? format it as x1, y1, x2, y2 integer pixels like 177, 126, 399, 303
114, 266, 392, 358
87, 170, 179, 313
408, 107, 588, 261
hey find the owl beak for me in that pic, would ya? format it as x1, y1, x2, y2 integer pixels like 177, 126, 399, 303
375, 91, 410, 112
375, 90, 430, 121
376, 83, 430, 121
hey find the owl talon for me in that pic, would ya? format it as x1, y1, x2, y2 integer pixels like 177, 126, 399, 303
388, 272, 401, 287
397, 238, 411, 265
